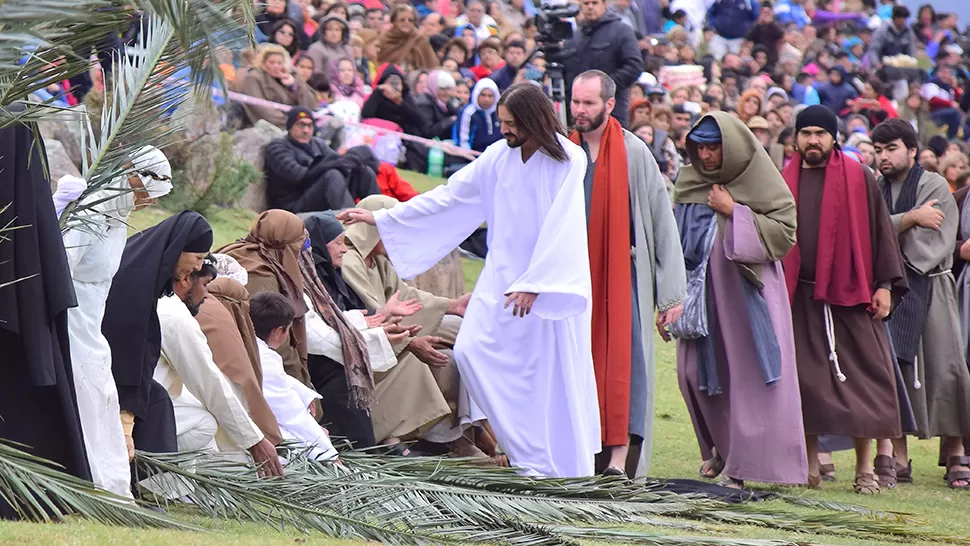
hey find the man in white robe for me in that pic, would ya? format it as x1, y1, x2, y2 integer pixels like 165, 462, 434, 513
155, 263, 282, 475
339, 83, 600, 477
252, 291, 339, 461
59, 146, 173, 498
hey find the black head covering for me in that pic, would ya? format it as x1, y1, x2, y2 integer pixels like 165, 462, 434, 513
0, 112, 77, 386
102, 211, 213, 419
0, 108, 90, 481
303, 211, 366, 312
795, 104, 841, 148
927, 135, 949, 157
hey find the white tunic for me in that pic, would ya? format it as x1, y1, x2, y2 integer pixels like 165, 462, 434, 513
257, 338, 338, 460
374, 136, 600, 477
62, 194, 134, 498
155, 296, 264, 452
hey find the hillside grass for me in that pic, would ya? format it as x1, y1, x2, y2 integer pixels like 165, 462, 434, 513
20, 169, 967, 545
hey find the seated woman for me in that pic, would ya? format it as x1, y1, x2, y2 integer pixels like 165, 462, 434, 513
377, 4, 440, 72
361, 63, 424, 136
236, 44, 318, 129
308, 14, 354, 77
269, 18, 303, 58
257, 0, 309, 49
414, 69, 460, 141
330, 56, 371, 107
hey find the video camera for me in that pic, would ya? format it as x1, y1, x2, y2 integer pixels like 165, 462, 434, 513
534, 2, 579, 63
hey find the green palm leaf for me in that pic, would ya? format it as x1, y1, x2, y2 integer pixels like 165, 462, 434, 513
0, 441, 200, 530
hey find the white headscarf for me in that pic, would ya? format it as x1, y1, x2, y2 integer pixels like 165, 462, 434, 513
212, 253, 249, 286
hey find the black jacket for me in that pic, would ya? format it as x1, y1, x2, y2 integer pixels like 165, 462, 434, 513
263, 135, 345, 210
413, 92, 459, 140
565, 11, 644, 127
360, 64, 424, 135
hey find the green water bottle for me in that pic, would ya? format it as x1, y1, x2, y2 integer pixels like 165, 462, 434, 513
428, 138, 445, 178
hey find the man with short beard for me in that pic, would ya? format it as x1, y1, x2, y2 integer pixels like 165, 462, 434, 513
154, 256, 282, 475
872, 118, 970, 491
568, 71, 686, 478
782, 105, 908, 494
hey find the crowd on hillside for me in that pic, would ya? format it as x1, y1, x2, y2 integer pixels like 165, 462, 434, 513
7, 0, 970, 512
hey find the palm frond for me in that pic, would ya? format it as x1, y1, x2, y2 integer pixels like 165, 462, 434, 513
0, 441, 200, 530
131, 450, 970, 546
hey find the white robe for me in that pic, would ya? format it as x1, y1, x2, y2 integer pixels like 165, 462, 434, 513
302, 293, 398, 372
257, 338, 338, 460
62, 197, 134, 498
373, 136, 600, 477
155, 296, 264, 452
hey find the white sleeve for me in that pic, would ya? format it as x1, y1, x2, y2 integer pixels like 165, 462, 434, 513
159, 303, 264, 450
259, 348, 337, 460
304, 294, 347, 363
361, 327, 398, 372
375, 148, 490, 279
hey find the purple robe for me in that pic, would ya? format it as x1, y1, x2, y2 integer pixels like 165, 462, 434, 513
677, 205, 808, 485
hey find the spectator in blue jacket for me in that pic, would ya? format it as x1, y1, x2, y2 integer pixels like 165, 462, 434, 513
454, 78, 501, 152
816, 66, 858, 113
707, 0, 759, 61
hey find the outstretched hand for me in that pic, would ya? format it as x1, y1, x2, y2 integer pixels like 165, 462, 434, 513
504, 292, 537, 318
250, 438, 284, 478
337, 208, 376, 226
379, 291, 423, 318
365, 312, 388, 328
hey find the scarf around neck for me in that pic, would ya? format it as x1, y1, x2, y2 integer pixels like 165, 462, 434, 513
568, 117, 632, 446
781, 150, 874, 307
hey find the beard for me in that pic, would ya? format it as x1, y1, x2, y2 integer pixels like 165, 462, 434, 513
573, 108, 607, 133
504, 133, 525, 148
183, 294, 204, 317
801, 145, 832, 166
878, 161, 909, 180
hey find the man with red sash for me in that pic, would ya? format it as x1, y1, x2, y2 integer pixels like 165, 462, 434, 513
569, 70, 686, 478
782, 105, 908, 494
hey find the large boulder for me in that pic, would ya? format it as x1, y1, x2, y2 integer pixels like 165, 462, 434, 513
233, 120, 284, 212
180, 134, 222, 198
38, 108, 85, 170
173, 95, 223, 142
405, 249, 467, 299
44, 139, 81, 190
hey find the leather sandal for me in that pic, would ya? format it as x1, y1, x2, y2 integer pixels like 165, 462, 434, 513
717, 475, 744, 490
945, 456, 970, 490
853, 473, 881, 495
806, 473, 823, 489
819, 462, 836, 482
699, 452, 725, 479
873, 455, 897, 489
895, 459, 913, 483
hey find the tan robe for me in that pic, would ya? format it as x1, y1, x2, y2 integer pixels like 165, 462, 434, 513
341, 200, 462, 442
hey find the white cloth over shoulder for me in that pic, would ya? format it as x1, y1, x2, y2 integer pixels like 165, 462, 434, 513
257, 338, 338, 460
155, 296, 264, 452
374, 136, 600, 477
302, 293, 397, 372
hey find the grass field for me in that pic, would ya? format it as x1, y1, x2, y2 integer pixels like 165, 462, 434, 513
14, 170, 968, 545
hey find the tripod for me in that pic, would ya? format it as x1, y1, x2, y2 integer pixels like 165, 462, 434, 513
546, 61, 568, 129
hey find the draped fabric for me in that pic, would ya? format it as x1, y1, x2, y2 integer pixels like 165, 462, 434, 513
673, 112, 797, 289
782, 150, 874, 307
880, 164, 930, 363
0, 113, 91, 491
298, 250, 374, 409
304, 212, 368, 312
569, 117, 632, 447
103, 211, 213, 419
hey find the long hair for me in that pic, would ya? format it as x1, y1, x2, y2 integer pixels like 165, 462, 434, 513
497, 83, 568, 162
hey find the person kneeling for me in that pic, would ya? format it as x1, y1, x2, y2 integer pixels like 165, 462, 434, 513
250, 291, 339, 461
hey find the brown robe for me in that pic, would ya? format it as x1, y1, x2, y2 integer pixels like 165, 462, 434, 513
791, 166, 907, 439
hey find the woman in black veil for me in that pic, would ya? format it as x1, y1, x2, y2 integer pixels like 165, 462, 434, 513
0, 112, 91, 515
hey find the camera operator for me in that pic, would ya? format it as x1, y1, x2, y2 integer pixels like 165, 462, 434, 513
563, 0, 643, 127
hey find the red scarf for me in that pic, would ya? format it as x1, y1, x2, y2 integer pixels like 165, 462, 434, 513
782, 151, 873, 306
569, 117, 632, 447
